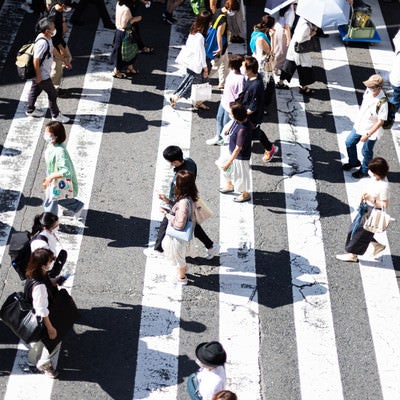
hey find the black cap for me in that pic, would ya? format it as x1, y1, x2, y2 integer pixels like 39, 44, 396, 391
195, 341, 227, 367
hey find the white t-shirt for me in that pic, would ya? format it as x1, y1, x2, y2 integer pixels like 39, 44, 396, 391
31, 229, 62, 257
365, 176, 389, 207
353, 88, 388, 139
196, 366, 226, 400
33, 34, 53, 80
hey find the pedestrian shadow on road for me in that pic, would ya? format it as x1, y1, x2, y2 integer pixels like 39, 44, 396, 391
252, 189, 349, 218
60, 302, 205, 399
81, 209, 151, 248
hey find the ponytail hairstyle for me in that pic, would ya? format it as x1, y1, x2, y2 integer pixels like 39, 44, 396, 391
31, 212, 59, 235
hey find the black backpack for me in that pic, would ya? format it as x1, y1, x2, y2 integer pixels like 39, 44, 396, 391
8, 232, 48, 280
15, 37, 50, 81
376, 96, 396, 130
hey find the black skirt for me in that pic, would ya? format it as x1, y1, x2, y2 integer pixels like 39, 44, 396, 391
344, 206, 375, 255
281, 59, 315, 87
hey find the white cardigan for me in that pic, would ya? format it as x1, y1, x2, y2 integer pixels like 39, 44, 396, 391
185, 32, 207, 74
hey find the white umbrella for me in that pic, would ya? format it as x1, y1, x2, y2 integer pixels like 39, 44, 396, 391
296, 0, 351, 28
264, 0, 294, 14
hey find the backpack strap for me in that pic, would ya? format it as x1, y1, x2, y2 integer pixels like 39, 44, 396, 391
31, 232, 49, 244
212, 13, 226, 30
34, 37, 51, 66
376, 96, 388, 114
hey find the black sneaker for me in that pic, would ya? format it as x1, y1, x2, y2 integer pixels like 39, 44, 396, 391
342, 161, 361, 171
352, 170, 368, 179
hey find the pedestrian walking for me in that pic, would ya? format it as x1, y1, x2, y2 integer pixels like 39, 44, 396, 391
187, 341, 227, 400
42, 121, 84, 217
170, 11, 212, 110
208, 0, 240, 89
25, 248, 60, 378
161, 170, 198, 285
48, 0, 73, 97
144, 146, 220, 259
206, 54, 244, 145
342, 74, 388, 179
276, 16, 317, 95
239, 56, 278, 162
110, 0, 142, 78
30, 212, 68, 280
25, 18, 70, 123
336, 157, 389, 262
272, 2, 296, 75
218, 102, 252, 203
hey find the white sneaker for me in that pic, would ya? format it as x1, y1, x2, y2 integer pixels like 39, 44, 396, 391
205, 244, 220, 260
206, 137, 224, 146
143, 247, 164, 258
25, 109, 44, 118
52, 113, 70, 123
21, 3, 34, 13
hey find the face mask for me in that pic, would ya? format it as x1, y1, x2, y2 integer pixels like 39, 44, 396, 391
51, 28, 57, 37
43, 133, 53, 143
368, 170, 376, 179
63, 6, 72, 12
227, 10, 236, 16
52, 225, 59, 232
240, 65, 246, 75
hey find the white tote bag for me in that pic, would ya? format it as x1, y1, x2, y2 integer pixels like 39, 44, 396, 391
190, 83, 212, 102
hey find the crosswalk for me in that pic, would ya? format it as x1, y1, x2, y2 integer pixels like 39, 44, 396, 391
0, 0, 400, 399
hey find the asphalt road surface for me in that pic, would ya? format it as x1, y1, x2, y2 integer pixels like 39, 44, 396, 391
0, 0, 400, 399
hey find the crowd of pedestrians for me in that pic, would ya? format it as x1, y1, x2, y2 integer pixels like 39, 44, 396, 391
10, 0, 400, 395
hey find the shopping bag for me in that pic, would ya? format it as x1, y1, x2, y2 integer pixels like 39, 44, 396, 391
51, 177, 74, 200
121, 30, 139, 62
363, 207, 393, 234
194, 198, 213, 224
191, 83, 212, 102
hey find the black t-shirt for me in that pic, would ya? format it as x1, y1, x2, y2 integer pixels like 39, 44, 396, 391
229, 120, 253, 160
48, 7, 66, 49
241, 76, 265, 125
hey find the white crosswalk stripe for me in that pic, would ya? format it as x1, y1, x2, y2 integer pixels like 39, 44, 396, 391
0, 0, 399, 399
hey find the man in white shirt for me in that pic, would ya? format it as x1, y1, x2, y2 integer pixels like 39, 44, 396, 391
389, 29, 400, 112
342, 74, 388, 179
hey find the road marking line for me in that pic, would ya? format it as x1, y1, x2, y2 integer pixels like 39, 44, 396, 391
321, 11, 400, 398
132, 9, 193, 399
362, 8, 400, 399
276, 84, 344, 399
3, 26, 114, 400
218, 148, 260, 398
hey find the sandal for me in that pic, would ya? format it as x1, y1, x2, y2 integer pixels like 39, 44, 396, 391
169, 97, 177, 108
276, 82, 289, 90
219, 187, 234, 194
194, 102, 210, 110
176, 276, 188, 285
112, 72, 128, 79
140, 47, 154, 54
125, 67, 139, 75
233, 195, 251, 203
